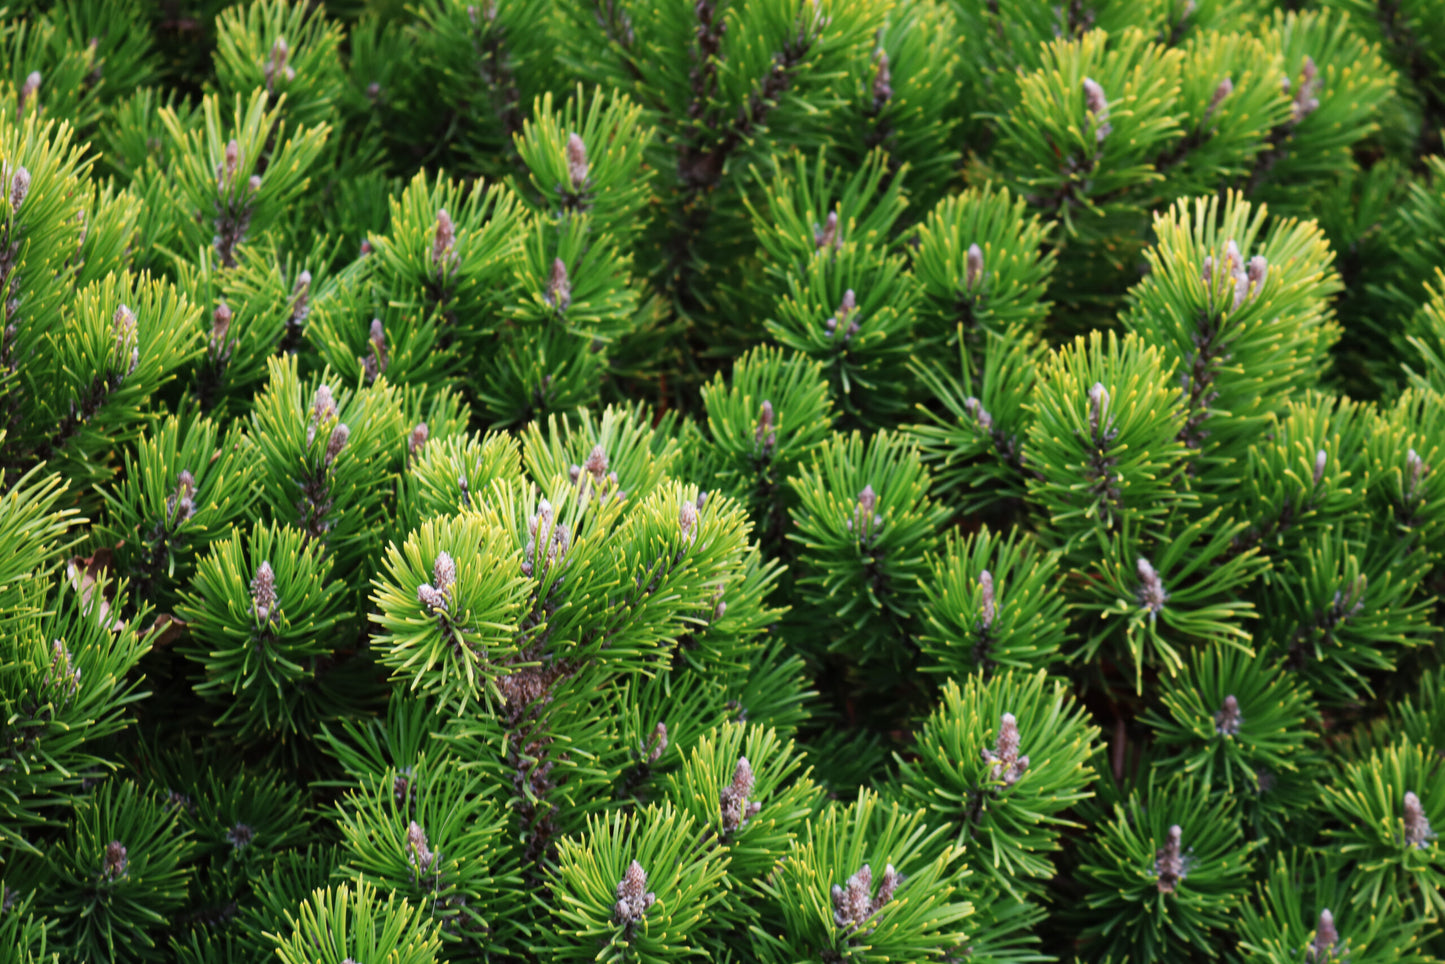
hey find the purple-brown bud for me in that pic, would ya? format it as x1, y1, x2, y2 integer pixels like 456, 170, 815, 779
965, 243, 984, 292
1215, 694, 1242, 736
8, 165, 29, 213
815, 210, 840, 252
433, 551, 456, 595
963, 396, 993, 431
1155, 824, 1184, 893
1083, 77, 1112, 143
409, 422, 429, 458
679, 496, 698, 545
433, 209, 456, 275
251, 561, 277, 625
45, 638, 81, 699
546, 258, 572, 311
978, 570, 996, 629
1206, 77, 1234, 120
755, 400, 776, 452
614, 860, 655, 925
1137, 557, 1168, 618
406, 820, 438, 876
1404, 791, 1434, 848
566, 132, 589, 190
982, 711, 1029, 786
1311, 909, 1338, 963
101, 840, 128, 880
720, 756, 761, 834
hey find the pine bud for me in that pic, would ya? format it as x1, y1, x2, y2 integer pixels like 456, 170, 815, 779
251, 561, 277, 625
1137, 557, 1168, 618
584, 444, 609, 480
1312, 909, 1338, 962
566, 132, 589, 190
871, 48, 892, 108
679, 497, 698, 545
17, 71, 41, 118
209, 301, 232, 354
1154, 824, 1184, 893
876, 864, 902, 906
101, 840, 128, 880
264, 37, 295, 91
1292, 57, 1321, 124
8, 165, 29, 213
755, 400, 776, 452
1206, 76, 1233, 119
826, 289, 860, 341
1404, 791, 1434, 848
613, 860, 656, 925
720, 756, 761, 834
814, 210, 840, 252
1313, 450, 1327, 487
409, 422, 429, 458
325, 423, 350, 466
1214, 694, 1242, 736
645, 722, 667, 763
433, 209, 456, 275
1083, 77, 1112, 143
978, 570, 996, 629
406, 821, 438, 876
433, 551, 456, 595
418, 583, 446, 610
1247, 254, 1269, 292
963, 396, 993, 431
965, 243, 984, 292
226, 823, 255, 850
307, 385, 337, 446
113, 305, 137, 363
1406, 448, 1429, 500
545, 258, 572, 311
168, 469, 196, 525
219, 139, 240, 190
364, 318, 388, 383
833, 864, 873, 929
982, 712, 1030, 786
1088, 382, 1109, 436
45, 638, 81, 699
850, 484, 878, 542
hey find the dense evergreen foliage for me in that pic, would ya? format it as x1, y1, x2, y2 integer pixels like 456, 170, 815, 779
2, 0, 1445, 961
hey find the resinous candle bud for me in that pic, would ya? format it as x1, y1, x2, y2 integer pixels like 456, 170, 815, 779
433, 209, 456, 275
720, 756, 761, 834
101, 841, 128, 880
265, 37, 295, 91
1313, 450, 1328, 487
1088, 382, 1109, 435
583, 443, 609, 480
1154, 824, 1184, 893
755, 400, 776, 451
871, 48, 892, 108
1206, 76, 1233, 119
364, 318, 388, 382
965, 243, 984, 292
1406, 448, 1429, 500
850, 484, 878, 541
679, 496, 698, 545
1214, 694, 1242, 736
644, 722, 667, 763
978, 570, 996, 629
8, 165, 29, 213
963, 396, 993, 431
406, 820, 438, 875
814, 210, 839, 251
46, 638, 80, 697
169, 469, 196, 525
545, 258, 572, 311
210, 301, 232, 353
825, 289, 859, 341
219, 139, 240, 190
409, 422, 429, 458
433, 551, 456, 596
831, 863, 899, 931
251, 561, 277, 625
1404, 791, 1434, 848
307, 384, 336, 446
982, 712, 1029, 786
613, 860, 656, 925
1292, 57, 1321, 124
17, 71, 40, 116
1137, 557, 1168, 618
1313, 909, 1339, 962
324, 423, 349, 466
1083, 76, 1112, 143
566, 132, 588, 190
